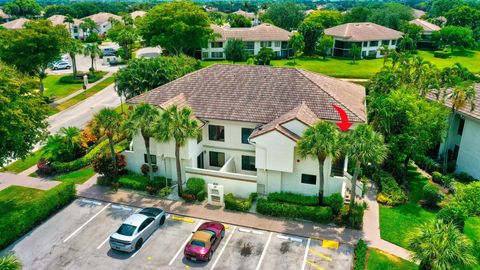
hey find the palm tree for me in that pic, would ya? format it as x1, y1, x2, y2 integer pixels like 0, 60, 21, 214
0, 253, 22, 270
59, 126, 84, 158
124, 103, 161, 182
83, 43, 102, 73
155, 105, 199, 196
63, 15, 74, 36
407, 220, 477, 270
66, 39, 83, 77
297, 121, 340, 204
342, 124, 388, 213
89, 108, 123, 175
378, 45, 392, 65
43, 134, 63, 161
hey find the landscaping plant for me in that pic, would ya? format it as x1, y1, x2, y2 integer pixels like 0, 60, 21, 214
0, 253, 22, 270
353, 239, 367, 270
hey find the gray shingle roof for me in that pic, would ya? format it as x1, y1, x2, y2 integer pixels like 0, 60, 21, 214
128, 64, 366, 125
324, 22, 403, 42
211, 23, 291, 42
434, 84, 480, 121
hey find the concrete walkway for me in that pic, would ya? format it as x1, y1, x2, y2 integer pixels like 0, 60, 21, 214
362, 181, 415, 263
0, 172, 60, 191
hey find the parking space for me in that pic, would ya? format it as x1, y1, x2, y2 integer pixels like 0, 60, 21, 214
3, 199, 354, 270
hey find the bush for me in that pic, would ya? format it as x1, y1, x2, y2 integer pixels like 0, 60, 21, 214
374, 170, 407, 206
37, 158, 53, 176
58, 72, 105, 84
256, 198, 333, 223
140, 163, 158, 176
353, 239, 367, 270
267, 192, 318, 206
93, 153, 126, 180
434, 50, 451, 58
224, 193, 257, 212
437, 205, 468, 231
0, 182, 76, 249
184, 178, 206, 202
50, 139, 109, 173
117, 172, 171, 192
423, 184, 442, 208
0, 253, 22, 270
159, 186, 173, 197
324, 193, 344, 214
432, 171, 444, 184
453, 172, 477, 183
414, 155, 440, 174
335, 203, 366, 229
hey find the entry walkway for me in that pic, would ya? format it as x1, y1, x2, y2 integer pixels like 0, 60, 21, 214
0, 172, 60, 191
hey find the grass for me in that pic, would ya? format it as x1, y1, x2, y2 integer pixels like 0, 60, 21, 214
0, 150, 43, 174
114, 103, 129, 114
0, 186, 45, 217
379, 166, 438, 249
43, 75, 84, 99
54, 167, 95, 184
366, 248, 417, 270
465, 217, 480, 270
417, 50, 480, 74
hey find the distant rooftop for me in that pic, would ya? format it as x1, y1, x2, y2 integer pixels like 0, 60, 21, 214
211, 23, 291, 42
47, 15, 82, 27
1, 18, 30, 29
324, 22, 403, 42
83, 12, 121, 25
410, 18, 441, 32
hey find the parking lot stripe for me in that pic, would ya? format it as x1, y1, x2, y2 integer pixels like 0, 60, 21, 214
308, 248, 333, 262
301, 238, 311, 270
210, 226, 237, 270
168, 219, 204, 266
97, 236, 110, 250
255, 232, 273, 270
63, 203, 111, 243
171, 215, 196, 223
306, 260, 325, 270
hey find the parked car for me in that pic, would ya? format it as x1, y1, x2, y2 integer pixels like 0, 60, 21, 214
102, 47, 117, 56
184, 221, 225, 261
51, 61, 71, 70
109, 207, 166, 252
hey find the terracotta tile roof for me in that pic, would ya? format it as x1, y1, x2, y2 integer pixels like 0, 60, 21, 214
412, 8, 426, 19
409, 19, 441, 32
47, 15, 82, 27
430, 84, 480, 121
1, 18, 29, 29
128, 64, 366, 127
84, 12, 121, 25
130, 11, 146, 19
0, 9, 10, 19
324, 22, 403, 42
233, 9, 255, 19
211, 23, 291, 42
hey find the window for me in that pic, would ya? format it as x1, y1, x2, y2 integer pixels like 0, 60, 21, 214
197, 153, 204, 169
245, 41, 255, 55
191, 240, 206, 247
391, 40, 397, 45
209, 151, 225, 167
368, 50, 376, 56
211, 52, 224, 58
211, 41, 223, 48
382, 40, 390, 45
138, 218, 154, 232
301, 174, 316, 185
242, 156, 256, 171
260, 41, 272, 47
202, 52, 209, 59
457, 118, 465, 135
274, 41, 281, 47
197, 131, 203, 143
117, 224, 136, 236
208, 125, 225, 141
241, 128, 254, 144
363, 41, 368, 47
369, 40, 379, 46
144, 154, 157, 164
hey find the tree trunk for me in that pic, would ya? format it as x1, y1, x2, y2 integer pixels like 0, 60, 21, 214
175, 142, 183, 196
39, 77, 44, 96
318, 156, 326, 205
70, 53, 77, 77
349, 161, 361, 220
108, 136, 117, 178
91, 56, 95, 72
144, 135, 153, 182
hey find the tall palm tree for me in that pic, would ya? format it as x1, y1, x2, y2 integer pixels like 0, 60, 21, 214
43, 134, 63, 161
297, 121, 340, 204
123, 103, 161, 182
408, 220, 477, 270
89, 108, 123, 175
83, 43, 102, 73
342, 124, 388, 213
66, 39, 83, 77
155, 105, 199, 196
59, 126, 84, 157
63, 15, 74, 36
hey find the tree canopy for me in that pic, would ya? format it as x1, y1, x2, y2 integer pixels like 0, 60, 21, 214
433, 26, 475, 51
368, 3, 413, 30
3, 0, 41, 18
299, 10, 343, 55
262, 2, 304, 30
226, 13, 252, 27
107, 20, 138, 60
224, 38, 248, 63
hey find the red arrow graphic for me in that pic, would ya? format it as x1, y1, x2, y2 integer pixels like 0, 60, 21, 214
332, 104, 352, 132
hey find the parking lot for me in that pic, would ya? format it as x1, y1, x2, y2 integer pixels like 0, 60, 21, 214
3, 199, 353, 270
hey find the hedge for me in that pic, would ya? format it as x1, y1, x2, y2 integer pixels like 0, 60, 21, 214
256, 198, 333, 223
58, 72, 105, 84
0, 182, 76, 249
224, 193, 257, 212
267, 192, 319, 206
50, 139, 109, 173
118, 172, 171, 191
373, 170, 407, 206
353, 240, 367, 270
433, 50, 451, 59
184, 178, 207, 202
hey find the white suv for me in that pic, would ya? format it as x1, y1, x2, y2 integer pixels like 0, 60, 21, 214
52, 61, 71, 70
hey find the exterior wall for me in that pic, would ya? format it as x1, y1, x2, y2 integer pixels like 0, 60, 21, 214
330, 37, 399, 59
454, 117, 480, 180
201, 40, 288, 60
251, 130, 296, 173
282, 119, 308, 137
97, 22, 113, 35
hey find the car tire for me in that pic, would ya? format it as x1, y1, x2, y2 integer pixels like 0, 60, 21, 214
159, 216, 166, 226
207, 251, 212, 261
135, 239, 143, 250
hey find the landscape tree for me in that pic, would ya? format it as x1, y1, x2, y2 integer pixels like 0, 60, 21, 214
115, 55, 199, 99
299, 10, 343, 55
254, 47, 274, 65
138, 2, 213, 55
3, 0, 41, 18
65, 38, 83, 77
368, 3, 414, 30
107, 21, 138, 60
297, 121, 340, 204
377, 45, 394, 64
89, 108, 123, 177
316, 35, 333, 59
288, 32, 305, 64
262, 2, 304, 30
445, 5, 480, 29
224, 38, 247, 63
83, 43, 102, 73
226, 13, 252, 27
123, 103, 161, 182
43, 4, 75, 18
0, 62, 49, 167
349, 44, 361, 64
345, 6, 372, 23
208, 11, 226, 25
155, 106, 199, 196
79, 18, 97, 39
400, 22, 423, 50
408, 220, 477, 270
0, 20, 70, 95
429, 0, 465, 17
63, 15, 75, 34
433, 26, 475, 52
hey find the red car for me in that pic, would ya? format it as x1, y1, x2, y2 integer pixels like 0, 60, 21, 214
184, 221, 225, 261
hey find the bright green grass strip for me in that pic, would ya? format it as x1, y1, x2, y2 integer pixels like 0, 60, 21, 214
1, 150, 43, 174
0, 186, 45, 217
465, 217, 480, 270
366, 248, 417, 270
54, 167, 96, 184
43, 75, 84, 99
114, 103, 129, 114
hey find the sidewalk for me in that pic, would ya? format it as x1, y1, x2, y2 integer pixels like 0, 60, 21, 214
0, 172, 60, 191
51, 72, 114, 105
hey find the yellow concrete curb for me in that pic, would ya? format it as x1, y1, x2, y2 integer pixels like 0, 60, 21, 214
170, 215, 195, 223
306, 260, 325, 270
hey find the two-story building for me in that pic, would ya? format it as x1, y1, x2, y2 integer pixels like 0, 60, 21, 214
324, 22, 403, 59
123, 64, 366, 200
201, 23, 292, 60
409, 18, 441, 48
47, 15, 85, 39
83, 12, 121, 36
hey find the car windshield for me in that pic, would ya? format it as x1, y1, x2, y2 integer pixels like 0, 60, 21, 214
117, 224, 136, 236
190, 240, 206, 247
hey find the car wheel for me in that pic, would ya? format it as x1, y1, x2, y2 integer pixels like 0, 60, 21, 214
159, 216, 166, 226
207, 251, 212, 261
135, 239, 143, 250
221, 230, 225, 239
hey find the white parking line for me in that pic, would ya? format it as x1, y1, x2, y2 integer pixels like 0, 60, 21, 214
239, 228, 264, 235
301, 238, 312, 270
63, 203, 111, 243
80, 199, 102, 206
97, 236, 110, 250
276, 234, 304, 244
210, 226, 237, 270
255, 232, 273, 270
168, 219, 204, 266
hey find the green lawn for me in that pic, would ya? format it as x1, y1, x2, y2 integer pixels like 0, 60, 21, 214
43, 75, 84, 99
379, 166, 438, 249
366, 248, 417, 270
0, 150, 43, 174
54, 167, 96, 184
0, 186, 45, 217
465, 217, 480, 270
417, 50, 480, 74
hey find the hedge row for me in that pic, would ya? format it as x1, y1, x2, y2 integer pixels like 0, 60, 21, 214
50, 139, 109, 173
184, 178, 207, 202
433, 50, 451, 59
353, 239, 367, 270
118, 172, 171, 191
373, 170, 407, 206
225, 193, 257, 212
0, 182, 76, 249
267, 192, 319, 206
256, 198, 333, 223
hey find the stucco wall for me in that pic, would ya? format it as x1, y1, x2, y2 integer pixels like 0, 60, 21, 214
251, 130, 296, 172
456, 117, 480, 179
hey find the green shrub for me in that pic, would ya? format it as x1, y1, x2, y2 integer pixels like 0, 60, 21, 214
158, 186, 173, 197
432, 171, 444, 184
434, 50, 451, 58
267, 192, 318, 206
184, 178, 206, 202
423, 184, 442, 208
224, 193, 257, 212
335, 203, 366, 229
256, 198, 333, 223
324, 193, 344, 214
58, 72, 105, 84
437, 205, 468, 231
414, 155, 441, 174
374, 170, 407, 206
118, 172, 171, 192
0, 182, 76, 249
51, 139, 109, 173
353, 239, 367, 270
0, 253, 22, 270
